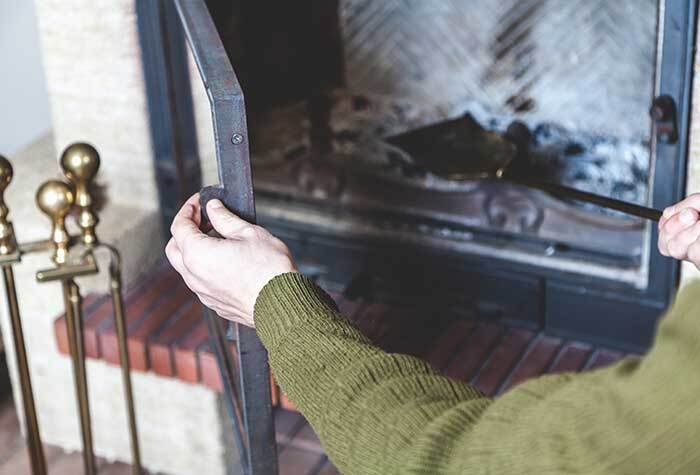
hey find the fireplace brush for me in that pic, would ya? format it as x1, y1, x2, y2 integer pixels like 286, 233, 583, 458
385, 116, 664, 222
0, 144, 142, 475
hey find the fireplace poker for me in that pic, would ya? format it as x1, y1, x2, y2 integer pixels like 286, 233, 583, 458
99, 242, 142, 475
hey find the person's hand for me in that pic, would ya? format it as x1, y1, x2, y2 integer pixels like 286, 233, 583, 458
658, 194, 700, 269
165, 194, 297, 327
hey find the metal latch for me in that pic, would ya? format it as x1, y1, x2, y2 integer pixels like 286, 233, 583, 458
651, 95, 678, 144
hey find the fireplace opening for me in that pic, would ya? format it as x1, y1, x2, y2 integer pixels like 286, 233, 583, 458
205, 0, 664, 288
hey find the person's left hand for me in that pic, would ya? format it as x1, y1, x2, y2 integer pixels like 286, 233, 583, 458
165, 194, 297, 327
658, 194, 700, 268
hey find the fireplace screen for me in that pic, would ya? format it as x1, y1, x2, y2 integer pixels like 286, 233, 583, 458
237, 0, 662, 287
138, 0, 693, 348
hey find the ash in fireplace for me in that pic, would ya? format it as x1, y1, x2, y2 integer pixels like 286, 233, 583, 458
251, 90, 650, 215
525, 123, 650, 209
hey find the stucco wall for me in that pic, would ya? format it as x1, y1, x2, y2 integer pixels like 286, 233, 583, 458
0, 0, 51, 154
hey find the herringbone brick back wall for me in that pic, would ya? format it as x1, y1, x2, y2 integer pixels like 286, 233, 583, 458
340, 0, 657, 140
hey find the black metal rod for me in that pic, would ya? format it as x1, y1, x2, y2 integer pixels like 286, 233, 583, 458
203, 307, 249, 470
234, 324, 278, 475
173, 1, 277, 474
507, 176, 663, 222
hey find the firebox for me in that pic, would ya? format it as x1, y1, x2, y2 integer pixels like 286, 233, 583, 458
152, 0, 689, 353
136, 0, 696, 473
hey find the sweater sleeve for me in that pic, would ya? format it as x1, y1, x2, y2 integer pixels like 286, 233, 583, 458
254, 273, 700, 475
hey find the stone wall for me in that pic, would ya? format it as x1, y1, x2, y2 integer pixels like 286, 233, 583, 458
34, 0, 158, 210
0, 2, 234, 474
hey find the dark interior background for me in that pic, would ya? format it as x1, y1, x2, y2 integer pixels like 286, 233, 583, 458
206, 0, 344, 114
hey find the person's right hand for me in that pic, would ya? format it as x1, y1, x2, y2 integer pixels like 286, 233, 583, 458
165, 194, 297, 327
658, 194, 700, 268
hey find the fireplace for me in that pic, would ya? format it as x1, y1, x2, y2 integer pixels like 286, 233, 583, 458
134, 1, 696, 473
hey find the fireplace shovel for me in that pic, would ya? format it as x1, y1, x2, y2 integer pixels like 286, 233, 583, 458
385, 115, 663, 222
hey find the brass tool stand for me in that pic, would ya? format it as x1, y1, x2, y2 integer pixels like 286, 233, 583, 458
0, 143, 142, 474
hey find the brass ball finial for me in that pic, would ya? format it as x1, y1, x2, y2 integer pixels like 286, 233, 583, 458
36, 180, 74, 264
0, 155, 13, 194
0, 156, 14, 255
60, 143, 100, 245
60, 143, 100, 184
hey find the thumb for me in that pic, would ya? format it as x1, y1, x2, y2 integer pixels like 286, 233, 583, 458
207, 200, 250, 238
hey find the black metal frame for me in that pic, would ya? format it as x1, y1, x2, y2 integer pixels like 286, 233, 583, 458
136, 0, 697, 473
138, 1, 276, 474
648, 0, 698, 303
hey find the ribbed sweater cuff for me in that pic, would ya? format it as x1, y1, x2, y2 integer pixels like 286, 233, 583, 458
254, 272, 339, 350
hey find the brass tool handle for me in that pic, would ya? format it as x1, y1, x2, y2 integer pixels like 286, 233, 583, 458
60, 143, 100, 245
35, 180, 75, 264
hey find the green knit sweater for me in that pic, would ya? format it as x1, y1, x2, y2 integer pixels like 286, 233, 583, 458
255, 273, 700, 474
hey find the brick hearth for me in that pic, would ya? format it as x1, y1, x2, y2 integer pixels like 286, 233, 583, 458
53, 261, 630, 411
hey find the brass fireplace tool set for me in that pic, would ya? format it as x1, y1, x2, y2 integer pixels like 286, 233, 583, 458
0, 143, 141, 474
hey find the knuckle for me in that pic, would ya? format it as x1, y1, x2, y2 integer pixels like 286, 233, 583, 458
181, 245, 198, 271
667, 239, 686, 260
665, 218, 684, 236
689, 242, 700, 263
240, 224, 258, 239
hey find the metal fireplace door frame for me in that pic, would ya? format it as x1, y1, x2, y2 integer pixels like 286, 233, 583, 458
176, 1, 277, 474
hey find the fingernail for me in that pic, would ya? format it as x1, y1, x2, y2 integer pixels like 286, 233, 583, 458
680, 208, 696, 224
208, 199, 223, 209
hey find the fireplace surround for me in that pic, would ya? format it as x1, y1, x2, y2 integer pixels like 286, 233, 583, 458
136, 1, 696, 473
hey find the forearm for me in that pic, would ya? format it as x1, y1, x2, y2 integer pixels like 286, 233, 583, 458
255, 274, 700, 475
254, 273, 491, 474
